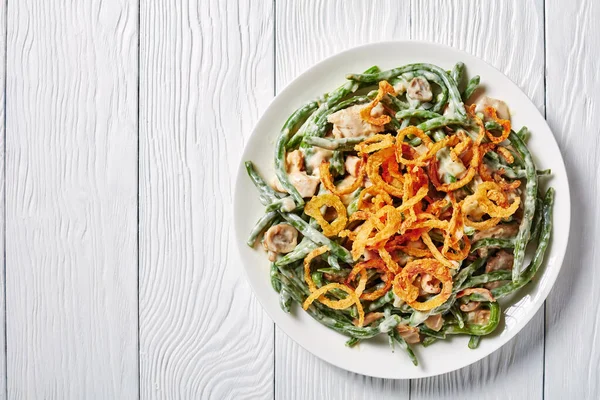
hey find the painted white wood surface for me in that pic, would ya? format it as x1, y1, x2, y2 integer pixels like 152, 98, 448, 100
138, 0, 274, 398
0, 0, 596, 398
5, 0, 139, 398
0, 0, 5, 398
544, 0, 600, 398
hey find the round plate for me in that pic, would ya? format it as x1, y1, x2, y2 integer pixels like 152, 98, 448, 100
233, 41, 570, 379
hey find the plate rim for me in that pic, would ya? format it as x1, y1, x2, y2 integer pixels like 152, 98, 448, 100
233, 40, 571, 379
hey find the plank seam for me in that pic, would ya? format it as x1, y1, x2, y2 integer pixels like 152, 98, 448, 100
273, 0, 277, 399
136, 0, 141, 398
542, 0, 548, 398
2, 0, 6, 396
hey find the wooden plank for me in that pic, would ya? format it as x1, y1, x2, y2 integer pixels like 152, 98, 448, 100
544, 0, 600, 398
0, 0, 5, 397
274, 1, 411, 398
138, 1, 274, 398
5, 1, 138, 398
410, 0, 546, 398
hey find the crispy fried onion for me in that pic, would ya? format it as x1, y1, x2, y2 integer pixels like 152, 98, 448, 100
304, 245, 330, 293
346, 258, 393, 301
367, 147, 404, 197
357, 185, 393, 212
484, 106, 511, 144
303, 283, 365, 327
393, 258, 453, 311
461, 181, 520, 230
304, 193, 348, 236
355, 134, 395, 154
319, 161, 364, 196
360, 80, 395, 126
350, 205, 402, 260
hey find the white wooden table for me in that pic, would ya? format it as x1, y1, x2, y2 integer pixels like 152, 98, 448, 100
0, 0, 597, 398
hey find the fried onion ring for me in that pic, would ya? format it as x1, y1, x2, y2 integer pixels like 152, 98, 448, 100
304, 193, 348, 236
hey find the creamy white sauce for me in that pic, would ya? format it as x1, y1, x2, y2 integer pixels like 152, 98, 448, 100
462, 198, 487, 220
393, 292, 405, 308
475, 96, 510, 120
407, 77, 433, 102
414, 144, 429, 155
436, 148, 466, 179
408, 311, 430, 326
327, 104, 385, 138
443, 101, 457, 119
371, 102, 385, 117
393, 80, 408, 93
280, 197, 296, 212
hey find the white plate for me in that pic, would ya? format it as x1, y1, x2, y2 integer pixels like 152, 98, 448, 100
233, 41, 570, 379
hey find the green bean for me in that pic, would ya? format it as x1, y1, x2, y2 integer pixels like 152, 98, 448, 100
468, 335, 481, 349
331, 150, 345, 176
346, 63, 466, 119
470, 238, 515, 253
451, 62, 465, 87
275, 102, 319, 206
422, 336, 438, 347
247, 211, 278, 247
492, 188, 554, 298
417, 117, 470, 132
326, 253, 342, 271
517, 126, 530, 142
270, 263, 282, 293
537, 169, 552, 176
316, 267, 349, 278
428, 258, 487, 315
529, 197, 544, 242
396, 109, 442, 121
302, 136, 366, 151
432, 129, 447, 142
455, 257, 488, 290
408, 137, 422, 147
450, 305, 465, 329
279, 288, 292, 313
279, 268, 403, 338
419, 326, 446, 339
462, 75, 480, 101
385, 93, 409, 111
346, 188, 362, 216
509, 131, 539, 281
311, 271, 324, 287
391, 329, 418, 366
245, 161, 284, 205
445, 302, 501, 335
463, 270, 512, 288
265, 196, 297, 213
280, 212, 354, 264
245, 161, 354, 264
276, 239, 318, 266
345, 337, 360, 347
368, 290, 395, 312
485, 120, 503, 132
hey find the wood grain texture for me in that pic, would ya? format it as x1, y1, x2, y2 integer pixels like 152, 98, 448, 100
0, 0, 5, 397
410, 1, 546, 399
5, 0, 139, 398
138, 0, 274, 398
274, 1, 411, 398
544, 0, 600, 398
